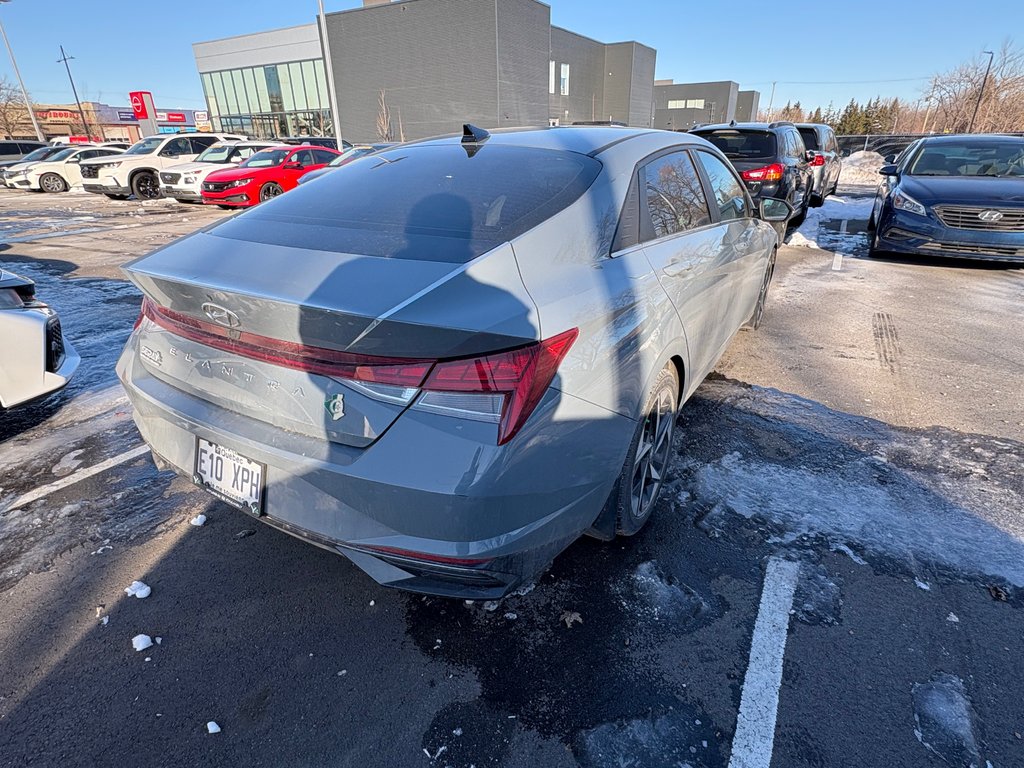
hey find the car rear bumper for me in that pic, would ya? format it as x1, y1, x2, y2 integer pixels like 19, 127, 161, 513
876, 210, 1024, 263
116, 335, 634, 598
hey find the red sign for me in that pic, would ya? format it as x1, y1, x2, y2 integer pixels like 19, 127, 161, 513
129, 91, 151, 119
37, 110, 76, 121
69, 136, 92, 143
165, 112, 186, 123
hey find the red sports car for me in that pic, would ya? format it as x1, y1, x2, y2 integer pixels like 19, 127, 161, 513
201, 144, 341, 208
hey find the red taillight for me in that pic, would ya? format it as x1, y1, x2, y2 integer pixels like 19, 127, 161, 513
140, 297, 433, 387
421, 328, 578, 445
811, 154, 826, 167
741, 163, 784, 182
358, 544, 492, 566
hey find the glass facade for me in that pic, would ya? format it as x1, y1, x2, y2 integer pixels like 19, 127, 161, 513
200, 59, 332, 139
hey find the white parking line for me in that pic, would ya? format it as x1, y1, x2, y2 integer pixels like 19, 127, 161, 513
3, 444, 150, 512
839, 219, 849, 235
728, 557, 801, 768
831, 253, 844, 271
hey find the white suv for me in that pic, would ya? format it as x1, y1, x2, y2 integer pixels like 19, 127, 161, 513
159, 140, 276, 203
79, 133, 244, 201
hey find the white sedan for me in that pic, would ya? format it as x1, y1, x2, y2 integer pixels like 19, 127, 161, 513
0, 269, 79, 409
7, 145, 124, 193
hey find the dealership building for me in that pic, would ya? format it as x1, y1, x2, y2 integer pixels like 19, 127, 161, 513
653, 80, 761, 131
3, 102, 204, 143
191, 0, 757, 143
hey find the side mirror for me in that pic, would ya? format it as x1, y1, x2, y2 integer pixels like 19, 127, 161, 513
884, 154, 896, 163
879, 164, 899, 176
759, 198, 795, 223
283, 162, 303, 170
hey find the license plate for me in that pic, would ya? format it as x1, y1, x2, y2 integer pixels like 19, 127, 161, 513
194, 437, 265, 515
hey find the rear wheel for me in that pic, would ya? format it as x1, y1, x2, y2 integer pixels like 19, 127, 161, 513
40, 173, 68, 193
613, 364, 679, 536
259, 182, 284, 202
131, 171, 160, 200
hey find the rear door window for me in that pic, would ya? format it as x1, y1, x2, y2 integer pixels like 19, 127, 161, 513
0, 142, 18, 156
798, 128, 819, 151
640, 151, 712, 241
311, 149, 338, 164
694, 151, 749, 222
212, 143, 602, 263
190, 136, 220, 153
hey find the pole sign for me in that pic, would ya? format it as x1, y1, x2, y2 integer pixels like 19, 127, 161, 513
129, 91, 159, 137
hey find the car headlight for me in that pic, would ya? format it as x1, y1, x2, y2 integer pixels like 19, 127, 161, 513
892, 189, 927, 216
182, 175, 197, 184
227, 178, 252, 188
99, 161, 122, 170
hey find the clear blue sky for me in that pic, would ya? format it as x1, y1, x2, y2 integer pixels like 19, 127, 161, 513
1, 0, 1018, 113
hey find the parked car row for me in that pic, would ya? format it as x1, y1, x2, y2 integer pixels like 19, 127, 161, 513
689, 120, 841, 230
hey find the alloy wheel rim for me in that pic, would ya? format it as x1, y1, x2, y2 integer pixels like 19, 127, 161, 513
42, 175, 63, 192
137, 175, 159, 199
630, 386, 675, 521
262, 184, 282, 201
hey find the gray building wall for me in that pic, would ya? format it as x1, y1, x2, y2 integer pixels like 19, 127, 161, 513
193, 24, 322, 73
549, 27, 606, 125
736, 90, 760, 122
324, 0, 549, 142
624, 43, 656, 128
653, 80, 739, 131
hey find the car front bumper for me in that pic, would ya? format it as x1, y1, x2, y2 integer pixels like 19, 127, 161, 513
876, 209, 1024, 263
162, 184, 204, 202
116, 334, 634, 598
82, 173, 130, 196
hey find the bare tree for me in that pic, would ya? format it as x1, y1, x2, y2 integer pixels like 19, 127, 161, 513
0, 76, 35, 139
376, 89, 393, 143
926, 41, 1024, 133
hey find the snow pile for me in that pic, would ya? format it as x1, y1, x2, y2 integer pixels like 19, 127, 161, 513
132, 634, 153, 652
124, 581, 151, 599
912, 674, 983, 766
839, 151, 885, 186
789, 195, 875, 250
190, 514, 207, 527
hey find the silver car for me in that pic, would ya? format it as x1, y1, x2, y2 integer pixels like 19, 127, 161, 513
117, 126, 788, 598
797, 123, 842, 207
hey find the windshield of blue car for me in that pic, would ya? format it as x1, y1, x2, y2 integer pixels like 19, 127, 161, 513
239, 149, 289, 168
123, 137, 163, 155
908, 141, 1024, 177
696, 130, 777, 161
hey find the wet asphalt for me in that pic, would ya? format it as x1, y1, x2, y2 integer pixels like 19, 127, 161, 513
0, 188, 1022, 768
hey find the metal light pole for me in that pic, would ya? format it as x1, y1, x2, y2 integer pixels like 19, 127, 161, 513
968, 50, 995, 134
0, 1, 45, 141
317, 0, 344, 145
766, 81, 776, 121
57, 45, 90, 140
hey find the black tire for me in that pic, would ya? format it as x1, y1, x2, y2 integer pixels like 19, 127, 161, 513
746, 249, 777, 330
130, 171, 160, 200
39, 173, 68, 193
104, 194, 129, 200
867, 232, 885, 258
258, 182, 284, 203
867, 209, 877, 232
612, 364, 679, 536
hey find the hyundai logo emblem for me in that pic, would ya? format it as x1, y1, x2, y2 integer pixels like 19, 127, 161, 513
201, 302, 241, 329
978, 210, 1004, 222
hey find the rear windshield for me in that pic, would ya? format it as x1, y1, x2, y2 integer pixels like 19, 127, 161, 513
211, 144, 602, 263
695, 130, 777, 160
798, 128, 819, 151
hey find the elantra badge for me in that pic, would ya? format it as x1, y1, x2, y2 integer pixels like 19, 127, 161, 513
201, 302, 241, 329
978, 210, 1004, 222
324, 393, 345, 421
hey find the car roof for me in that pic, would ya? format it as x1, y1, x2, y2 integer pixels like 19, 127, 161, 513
692, 122, 790, 133
403, 125, 657, 156
918, 133, 1024, 144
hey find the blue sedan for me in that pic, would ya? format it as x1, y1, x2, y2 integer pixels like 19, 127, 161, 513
868, 135, 1024, 263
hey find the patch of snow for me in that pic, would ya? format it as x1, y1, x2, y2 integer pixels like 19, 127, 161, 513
101, 615, 109, 626
190, 514, 206, 527
793, 562, 842, 626
124, 581, 151, 599
915, 579, 931, 591
504, 612, 518, 620
789, 194, 875, 250
52, 449, 85, 476
840, 150, 885, 186
947, 612, 960, 623
206, 721, 221, 734
629, 561, 708, 623
912, 674, 982, 767
132, 634, 153, 652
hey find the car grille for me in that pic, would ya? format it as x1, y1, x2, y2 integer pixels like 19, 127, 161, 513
45, 316, 65, 372
934, 206, 1024, 232
81, 164, 99, 179
160, 172, 181, 184
203, 181, 231, 192
919, 241, 1024, 257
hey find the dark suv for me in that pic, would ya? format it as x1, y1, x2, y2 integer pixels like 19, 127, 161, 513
690, 121, 814, 228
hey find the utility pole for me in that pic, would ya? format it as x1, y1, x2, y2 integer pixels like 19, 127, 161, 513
57, 45, 90, 140
317, 0, 345, 145
766, 81, 776, 122
0, 2, 45, 141
968, 50, 995, 134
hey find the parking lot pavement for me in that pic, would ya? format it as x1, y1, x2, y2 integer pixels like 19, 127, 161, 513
1, 191, 1023, 767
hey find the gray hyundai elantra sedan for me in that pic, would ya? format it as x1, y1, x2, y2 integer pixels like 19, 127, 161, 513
117, 125, 789, 598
